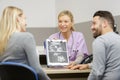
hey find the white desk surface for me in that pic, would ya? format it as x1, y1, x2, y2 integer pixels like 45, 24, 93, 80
42, 65, 90, 74
36, 46, 46, 55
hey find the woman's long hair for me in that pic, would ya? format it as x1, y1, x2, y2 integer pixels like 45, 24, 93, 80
0, 6, 23, 54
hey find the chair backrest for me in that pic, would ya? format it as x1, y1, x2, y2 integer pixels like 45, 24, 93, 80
0, 62, 39, 80
80, 54, 93, 64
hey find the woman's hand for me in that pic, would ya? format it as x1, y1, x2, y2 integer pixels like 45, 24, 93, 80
70, 64, 89, 70
66, 61, 77, 69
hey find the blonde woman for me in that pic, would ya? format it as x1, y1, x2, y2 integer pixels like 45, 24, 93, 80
48, 10, 89, 68
0, 6, 50, 80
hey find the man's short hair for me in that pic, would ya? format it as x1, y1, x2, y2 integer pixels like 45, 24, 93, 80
93, 10, 114, 30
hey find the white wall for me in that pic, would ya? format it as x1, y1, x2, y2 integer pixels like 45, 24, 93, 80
56, 0, 120, 24
0, 0, 120, 27
0, 0, 56, 27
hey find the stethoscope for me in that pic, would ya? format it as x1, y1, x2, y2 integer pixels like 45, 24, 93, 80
58, 31, 79, 55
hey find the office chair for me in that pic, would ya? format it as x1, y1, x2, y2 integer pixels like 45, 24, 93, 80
0, 62, 39, 80
80, 54, 93, 64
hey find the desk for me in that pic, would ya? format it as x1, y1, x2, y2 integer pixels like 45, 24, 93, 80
42, 65, 90, 80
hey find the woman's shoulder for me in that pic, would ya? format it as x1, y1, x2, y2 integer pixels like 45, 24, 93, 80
50, 32, 59, 36
49, 32, 59, 39
14, 32, 34, 39
73, 31, 84, 37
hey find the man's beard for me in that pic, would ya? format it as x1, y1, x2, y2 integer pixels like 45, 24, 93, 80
93, 29, 101, 38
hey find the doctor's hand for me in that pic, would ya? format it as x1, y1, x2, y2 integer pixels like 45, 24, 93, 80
66, 61, 77, 69
53, 38, 59, 40
70, 64, 89, 70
